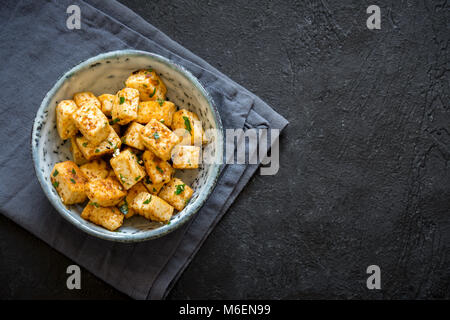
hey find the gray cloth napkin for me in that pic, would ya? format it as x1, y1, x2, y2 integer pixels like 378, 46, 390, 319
0, 0, 288, 299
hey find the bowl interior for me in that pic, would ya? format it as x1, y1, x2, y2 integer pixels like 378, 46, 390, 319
32, 51, 222, 242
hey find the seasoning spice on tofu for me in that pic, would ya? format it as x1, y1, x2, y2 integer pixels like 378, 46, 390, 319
171, 145, 200, 169
98, 94, 115, 117
142, 150, 174, 184
73, 91, 101, 109
73, 103, 110, 145
56, 100, 79, 140
85, 177, 126, 207
136, 100, 176, 126
117, 182, 148, 219
158, 177, 193, 211
81, 204, 124, 231
125, 69, 167, 101
122, 122, 145, 150
110, 148, 146, 190
112, 87, 140, 125
80, 159, 110, 181
140, 119, 180, 161
75, 126, 121, 160
131, 192, 174, 222
50, 161, 88, 205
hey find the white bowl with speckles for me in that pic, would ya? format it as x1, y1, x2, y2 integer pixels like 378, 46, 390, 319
32, 50, 223, 242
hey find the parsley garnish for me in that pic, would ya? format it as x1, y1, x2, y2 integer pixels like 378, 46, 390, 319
119, 199, 128, 215
156, 166, 164, 174
175, 184, 185, 195
90, 202, 99, 208
152, 188, 156, 192
157, 98, 164, 106
72, 168, 76, 174
183, 116, 192, 134
153, 132, 160, 139
109, 118, 120, 125
149, 87, 156, 98
143, 196, 152, 204
147, 68, 153, 73
135, 176, 141, 181
95, 149, 100, 153
70, 178, 76, 184
53, 169, 59, 177
82, 142, 88, 147
160, 119, 165, 123
119, 96, 125, 104
145, 177, 152, 184
52, 181, 59, 188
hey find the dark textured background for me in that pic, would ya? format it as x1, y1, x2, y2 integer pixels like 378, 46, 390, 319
0, 0, 448, 299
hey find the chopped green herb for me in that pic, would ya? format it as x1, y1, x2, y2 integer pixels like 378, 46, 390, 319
70, 178, 76, 184
147, 68, 153, 73
119, 96, 125, 104
156, 166, 164, 174
183, 116, 192, 134
52, 181, 59, 188
135, 176, 141, 181
95, 149, 100, 153
143, 84, 148, 88
143, 196, 152, 204
152, 188, 156, 192
185, 198, 190, 205
53, 169, 59, 177
72, 168, 76, 174
149, 87, 156, 98
90, 202, 99, 208
157, 98, 164, 106
119, 199, 129, 215
160, 119, 165, 123
175, 184, 185, 195
119, 174, 126, 183
109, 118, 120, 125
82, 142, 88, 147
145, 177, 152, 184
167, 220, 171, 225
153, 132, 160, 139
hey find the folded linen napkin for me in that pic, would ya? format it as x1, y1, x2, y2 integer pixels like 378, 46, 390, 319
0, 0, 288, 299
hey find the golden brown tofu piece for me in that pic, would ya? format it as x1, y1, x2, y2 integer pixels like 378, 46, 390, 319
81, 204, 124, 231
171, 145, 200, 169
98, 94, 115, 117
85, 177, 126, 207
131, 192, 174, 222
56, 100, 79, 140
73, 92, 101, 109
125, 69, 167, 101
112, 87, 139, 125
110, 149, 146, 190
72, 103, 110, 146
122, 122, 145, 150
117, 182, 148, 219
50, 161, 88, 205
75, 126, 121, 160
142, 150, 174, 184
158, 178, 193, 211
136, 100, 176, 126
171, 109, 205, 145
142, 176, 165, 195
70, 137, 88, 166
80, 159, 110, 181
140, 119, 180, 161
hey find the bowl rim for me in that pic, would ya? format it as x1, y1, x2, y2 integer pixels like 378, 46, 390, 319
31, 49, 224, 242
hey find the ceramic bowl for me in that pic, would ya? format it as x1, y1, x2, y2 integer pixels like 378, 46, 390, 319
32, 50, 223, 242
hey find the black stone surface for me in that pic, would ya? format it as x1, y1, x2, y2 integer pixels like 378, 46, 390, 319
0, 0, 448, 299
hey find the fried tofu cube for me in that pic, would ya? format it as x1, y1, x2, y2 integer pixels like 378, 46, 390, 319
72, 104, 110, 145
56, 100, 79, 140
80, 159, 110, 181
142, 176, 165, 195
158, 178, 194, 211
85, 177, 126, 207
141, 119, 180, 160
125, 69, 167, 101
142, 150, 174, 184
75, 126, 121, 160
50, 161, 88, 205
73, 92, 101, 109
117, 182, 148, 219
172, 145, 200, 169
110, 149, 146, 190
70, 137, 88, 165
98, 94, 115, 117
122, 122, 145, 150
136, 100, 176, 126
131, 192, 174, 222
112, 88, 139, 125
171, 109, 205, 145
81, 204, 124, 231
